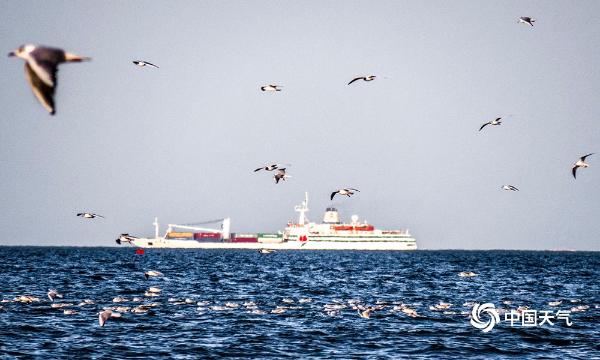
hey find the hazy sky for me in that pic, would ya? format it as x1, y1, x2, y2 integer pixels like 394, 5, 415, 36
1, 1, 599, 250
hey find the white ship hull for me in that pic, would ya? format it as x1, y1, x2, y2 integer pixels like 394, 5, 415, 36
129, 238, 417, 250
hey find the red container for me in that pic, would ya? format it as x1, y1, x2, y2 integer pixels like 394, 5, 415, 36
194, 232, 221, 240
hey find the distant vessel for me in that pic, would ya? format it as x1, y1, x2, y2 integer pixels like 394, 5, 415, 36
282, 193, 417, 250
117, 193, 416, 250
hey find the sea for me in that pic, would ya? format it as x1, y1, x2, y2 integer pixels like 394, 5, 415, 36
0, 247, 598, 359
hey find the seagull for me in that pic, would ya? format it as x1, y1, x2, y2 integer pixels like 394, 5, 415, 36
254, 164, 279, 172
8, 44, 91, 115
132, 60, 159, 68
274, 168, 290, 184
115, 233, 138, 244
357, 306, 374, 319
572, 153, 594, 179
330, 188, 360, 200
47, 289, 63, 302
501, 185, 519, 191
98, 310, 121, 327
518, 17, 536, 27
144, 270, 163, 280
77, 212, 104, 219
479, 117, 502, 131
348, 75, 376, 85
261, 84, 282, 92
259, 249, 275, 254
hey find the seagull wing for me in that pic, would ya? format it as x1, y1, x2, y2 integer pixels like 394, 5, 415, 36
144, 61, 159, 68
479, 122, 490, 131
275, 176, 280, 184
330, 192, 337, 200
94, 214, 105, 219
254, 167, 263, 172
347, 188, 360, 192
572, 166, 578, 179
511, 186, 519, 191
347, 77, 362, 85
24, 62, 56, 115
581, 153, 594, 161
99, 311, 109, 326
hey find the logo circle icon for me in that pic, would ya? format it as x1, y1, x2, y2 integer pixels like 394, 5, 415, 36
470, 303, 500, 332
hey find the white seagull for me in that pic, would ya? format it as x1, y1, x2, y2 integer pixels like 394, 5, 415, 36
132, 60, 159, 68
8, 44, 91, 115
479, 117, 502, 131
115, 233, 138, 244
572, 153, 594, 179
144, 270, 163, 280
331, 188, 360, 200
501, 185, 519, 191
261, 84, 282, 92
254, 164, 279, 172
348, 75, 376, 85
47, 289, 63, 302
518, 17, 536, 27
274, 168, 290, 184
259, 249, 275, 254
98, 310, 122, 327
77, 212, 104, 219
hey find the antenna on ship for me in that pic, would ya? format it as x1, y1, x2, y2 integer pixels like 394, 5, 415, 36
295, 192, 309, 224
153, 217, 159, 239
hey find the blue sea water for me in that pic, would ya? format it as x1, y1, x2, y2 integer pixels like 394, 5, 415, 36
0, 248, 598, 359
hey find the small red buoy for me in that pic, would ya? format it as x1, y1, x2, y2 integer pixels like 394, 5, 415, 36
135, 248, 145, 255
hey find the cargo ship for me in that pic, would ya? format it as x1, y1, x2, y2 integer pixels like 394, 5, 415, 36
117, 193, 416, 250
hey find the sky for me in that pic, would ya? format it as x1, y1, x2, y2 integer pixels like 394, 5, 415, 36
1, 1, 599, 250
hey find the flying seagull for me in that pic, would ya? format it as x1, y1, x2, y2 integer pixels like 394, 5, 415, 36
47, 289, 63, 302
572, 153, 594, 179
479, 117, 502, 131
501, 185, 519, 191
274, 168, 290, 184
331, 188, 360, 200
261, 84, 282, 92
98, 310, 121, 327
77, 212, 104, 219
254, 164, 279, 172
348, 75, 376, 85
8, 44, 91, 115
518, 17, 535, 27
115, 233, 138, 245
132, 60, 159, 68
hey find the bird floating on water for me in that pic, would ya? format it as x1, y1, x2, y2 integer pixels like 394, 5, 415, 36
330, 188, 360, 200
8, 44, 91, 115
77, 212, 104, 219
348, 75, 376, 85
259, 249, 275, 254
98, 310, 121, 327
47, 289, 63, 302
572, 153, 593, 179
458, 271, 478, 277
144, 270, 163, 279
479, 117, 502, 131
501, 185, 519, 191
274, 168, 290, 184
261, 84, 282, 92
518, 17, 536, 27
132, 60, 159, 68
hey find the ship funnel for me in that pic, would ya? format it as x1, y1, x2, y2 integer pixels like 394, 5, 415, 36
323, 207, 340, 224
222, 218, 231, 240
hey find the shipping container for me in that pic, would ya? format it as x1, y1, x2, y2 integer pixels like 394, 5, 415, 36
258, 233, 283, 243
166, 232, 194, 239
231, 237, 258, 243
194, 232, 221, 239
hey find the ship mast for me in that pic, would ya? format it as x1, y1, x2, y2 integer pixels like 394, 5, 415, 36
295, 192, 309, 224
